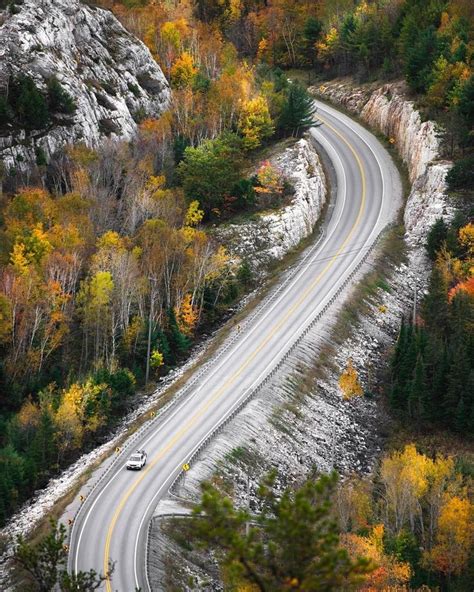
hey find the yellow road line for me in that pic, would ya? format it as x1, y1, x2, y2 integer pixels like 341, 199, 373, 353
103, 116, 367, 590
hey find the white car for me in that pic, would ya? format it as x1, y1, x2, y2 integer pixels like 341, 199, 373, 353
126, 450, 147, 470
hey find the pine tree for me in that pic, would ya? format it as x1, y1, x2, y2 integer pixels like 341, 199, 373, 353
166, 307, 190, 362
47, 77, 76, 115
278, 83, 317, 136
426, 218, 448, 260
29, 406, 57, 482
404, 26, 439, 94
11, 75, 50, 130
425, 336, 448, 423
423, 264, 449, 337
192, 472, 372, 590
408, 354, 427, 419
303, 17, 322, 67
14, 519, 111, 591
391, 322, 418, 413
155, 327, 172, 366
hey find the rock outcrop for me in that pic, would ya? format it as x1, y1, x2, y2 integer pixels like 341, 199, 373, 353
0, 0, 170, 170
312, 79, 454, 245
213, 138, 327, 274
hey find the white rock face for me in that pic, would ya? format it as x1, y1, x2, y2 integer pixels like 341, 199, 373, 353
214, 138, 327, 272
0, 0, 170, 169
361, 84, 441, 183
312, 80, 454, 246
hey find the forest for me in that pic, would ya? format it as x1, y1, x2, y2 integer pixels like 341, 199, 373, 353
0, 0, 473, 589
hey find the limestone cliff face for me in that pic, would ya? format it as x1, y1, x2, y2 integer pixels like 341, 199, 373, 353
213, 138, 327, 273
312, 80, 454, 246
0, 0, 170, 170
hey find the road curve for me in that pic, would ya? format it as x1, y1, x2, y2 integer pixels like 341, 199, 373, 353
68, 100, 400, 592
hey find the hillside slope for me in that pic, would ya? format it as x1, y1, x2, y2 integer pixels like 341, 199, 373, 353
0, 0, 170, 171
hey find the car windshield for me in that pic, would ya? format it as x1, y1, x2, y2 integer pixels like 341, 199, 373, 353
130, 454, 141, 461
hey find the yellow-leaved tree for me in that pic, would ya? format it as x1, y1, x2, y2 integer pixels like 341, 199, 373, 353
170, 51, 198, 89
338, 359, 363, 400
185, 200, 204, 227
238, 96, 274, 149
423, 495, 474, 577
342, 524, 412, 590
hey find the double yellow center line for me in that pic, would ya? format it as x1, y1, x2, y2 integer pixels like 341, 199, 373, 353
103, 116, 367, 591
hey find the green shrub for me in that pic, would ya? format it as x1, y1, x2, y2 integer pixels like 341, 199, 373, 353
178, 132, 245, 218
446, 156, 474, 191
11, 75, 50, 130
47, 77, 76, 115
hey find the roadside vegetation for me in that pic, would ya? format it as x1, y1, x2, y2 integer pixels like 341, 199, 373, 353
0, 0, 318, 528
0, 0, 473, 590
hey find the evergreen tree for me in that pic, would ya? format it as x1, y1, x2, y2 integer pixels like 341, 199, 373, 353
47, 77, 76, 115
425, 336, 448, 422
192, 472, 372, 590
11, 75, 50, 130
392, 322, 418, 412
166, 307, 190, 362
458, 74, 474, 133
278, 83, 317, 136
29, 405, 57, 482
422, 264, 449, 337
303, 17, 322, 67
178, 133, 244, 217
154, 327, 172, 366
404, 26, 439, 94
408, 354, 427, 419
14, 519, 111, 591
426, 218, 448, 260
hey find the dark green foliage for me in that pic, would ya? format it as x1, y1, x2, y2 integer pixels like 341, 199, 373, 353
10, 75, 50, 130
92, 367, 135, 415
47, 77, 77, 115
237, 259, 254, 288
0, 368, 135, 526
303, 17, 322, 66
278, 83, 317, 136
389, 220, 474, 435
426, 218, 448, 260
192, 472, 371, 590
35, 146, 48, 167
194, 0, 228, 23
404, 26, 439, 94
13, 519, 111, 591
173, 134, 190, 165
0, 96, 12, 127
178, 133, 245, 218
192, 71, 211, 93
127, 82, 141, 97
423, 263, 449, 336
446, 156, 474, 191
457, 74, 474, 130
231, 178, 256, 210
165, 308, 190, 362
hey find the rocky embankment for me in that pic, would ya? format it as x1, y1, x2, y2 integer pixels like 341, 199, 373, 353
0, 0, 170, 170
148, 81, 456, 590
313, 79, 454, 247
213, 138, 327, 274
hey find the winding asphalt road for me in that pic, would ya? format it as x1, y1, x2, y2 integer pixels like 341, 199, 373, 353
68, 100, 401, 591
